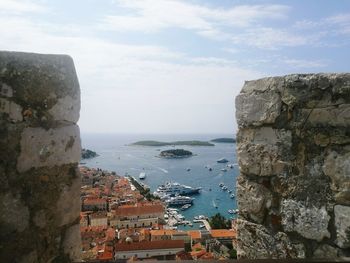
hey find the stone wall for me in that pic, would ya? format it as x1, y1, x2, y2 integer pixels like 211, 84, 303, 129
235, 74, 350, 259
0, 51, 81, 262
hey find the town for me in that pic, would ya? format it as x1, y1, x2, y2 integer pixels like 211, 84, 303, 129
80, 166, 237, 261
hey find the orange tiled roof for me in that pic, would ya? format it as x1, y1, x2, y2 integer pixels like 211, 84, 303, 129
187, 230, 201, 240
115, 240, 184, 252
210, 229, 236, 238
83, 198, 107, 205
150, 230, 176, 236
114, 203, 164, 216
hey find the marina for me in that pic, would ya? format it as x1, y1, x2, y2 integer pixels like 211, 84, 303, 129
81, 133, 238, 225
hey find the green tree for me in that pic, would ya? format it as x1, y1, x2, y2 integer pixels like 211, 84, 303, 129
209, 213, 231, 229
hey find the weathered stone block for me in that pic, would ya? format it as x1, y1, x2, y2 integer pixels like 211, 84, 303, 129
237, 177, 272, 223
281, 199, 330, 241
56, 176, 81, 227
237, 127, 292, 176
323, 150, 350, 204
313, 244, 339, 258
237, 219, 305, 259
0, 97, 23, 121
0, 191, 30, 232
236, 91, 281, 127
334, 205, 350, 248
63, 224, 81, 261
17, 125, 81, 173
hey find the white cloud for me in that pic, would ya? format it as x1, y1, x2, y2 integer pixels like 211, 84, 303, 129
0, 13, 261, 133
231, 27, 311, 49
0, 0, 47, 14
283, 58, 328, 69
101, 0, 290, 39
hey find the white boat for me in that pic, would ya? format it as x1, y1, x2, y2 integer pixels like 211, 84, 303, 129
230, 194, 235, 199
166, 196, 194, 206
155, 182, 201, 196
221, 168, 227, 172
180, 204, 192, 210
228, 209, 233, 214
228, 190, 232, 193
139, 172, 146, 180
222, 186, 228, 191
199, 224, 205, 229
219, 183, 224, 187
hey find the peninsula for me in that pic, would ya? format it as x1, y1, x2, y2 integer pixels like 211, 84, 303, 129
211, 138, 236, 143
131, 140, 214, 146
159, 149, 193, 158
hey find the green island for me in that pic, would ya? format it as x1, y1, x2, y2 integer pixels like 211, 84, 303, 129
211, 138, 236, 143
159, 149, 193, 158
81, 148, 98, 159
131, 140, 214, 146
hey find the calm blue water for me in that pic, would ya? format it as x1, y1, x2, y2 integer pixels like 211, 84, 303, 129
81, 133, 238, 229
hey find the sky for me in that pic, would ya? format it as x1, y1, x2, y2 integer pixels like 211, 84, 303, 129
0, 0, 349, 134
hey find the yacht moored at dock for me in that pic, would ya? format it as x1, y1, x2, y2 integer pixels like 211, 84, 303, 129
154, 182, 201, 196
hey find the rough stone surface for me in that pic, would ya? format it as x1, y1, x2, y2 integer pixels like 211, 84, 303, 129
17, 125, 81, 173
236, 73, 350, 259
281, 200, 330, 241
313, 244, 339, 258
237, 177, 272, 223
56, 177, 81, 226
237, 219, 305, 259
0, 51, 81, 263
334, 205, 350, 248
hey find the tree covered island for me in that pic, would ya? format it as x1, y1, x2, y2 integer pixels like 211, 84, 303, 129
81, 148, 98, 159
131, 140, 214, 146
159, 149, 193, 158
211, 138, 236, 143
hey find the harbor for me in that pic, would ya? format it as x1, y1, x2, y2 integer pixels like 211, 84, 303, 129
81, 133, 238, 223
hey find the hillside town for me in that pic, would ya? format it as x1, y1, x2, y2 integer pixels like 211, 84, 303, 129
80, 166, 237, 261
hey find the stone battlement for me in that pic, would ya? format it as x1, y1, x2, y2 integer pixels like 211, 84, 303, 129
0, 51, 81, 262
235, 74, 350, 259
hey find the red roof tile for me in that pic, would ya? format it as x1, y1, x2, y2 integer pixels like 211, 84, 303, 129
115, 240, 184, 252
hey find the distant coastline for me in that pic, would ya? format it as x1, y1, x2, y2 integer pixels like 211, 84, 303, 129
211, 138, 236, 143
131, 140, 214, 146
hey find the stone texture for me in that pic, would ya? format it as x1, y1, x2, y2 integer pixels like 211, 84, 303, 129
281, 200, 330, 241
323, 150, 350, 200
237, 178, 272, 223
0, 51, 81, 262
17, 125, 81, 173
56, 177, 81, 226
236, 91, 281, 127
236, 73, 350, 259
313, 244, 339, 258
334, 205, 350, 248
0, 192, 30, 232
0, 97, 23, 121
63, 224, 82, 262
48, 95, 80, 123
237, 219, 305, 259
237, 127, 292, 176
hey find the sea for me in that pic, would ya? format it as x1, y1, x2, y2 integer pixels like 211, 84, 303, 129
81, 133, 238, 230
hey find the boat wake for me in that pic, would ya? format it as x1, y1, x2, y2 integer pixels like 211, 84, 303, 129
157, 167, 169, 173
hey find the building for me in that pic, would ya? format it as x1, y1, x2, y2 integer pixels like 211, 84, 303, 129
89, 212, 108, 227
82, 198, 108, 211
114, 240, 185, 260
110, 202, 164, 229
210, 229, 236, 245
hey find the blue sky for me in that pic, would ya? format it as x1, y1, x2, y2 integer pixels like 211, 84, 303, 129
0, 0, 349, 134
